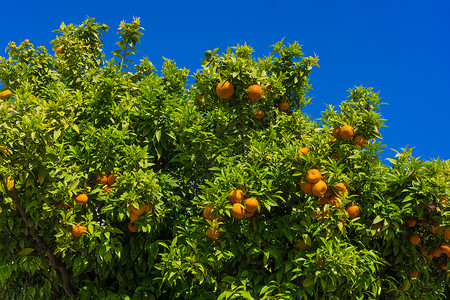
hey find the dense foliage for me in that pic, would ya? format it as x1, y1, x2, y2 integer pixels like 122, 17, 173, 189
0, 17, 449, 299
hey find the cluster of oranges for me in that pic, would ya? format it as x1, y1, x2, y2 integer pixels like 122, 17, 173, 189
298, 161, 360, 221
127, 202, 153, 232
96, 172, 118, 194
203, 189, 260, 240
408, 217, 450, 276
215, 81, 288, 120
332, 125, 367, 149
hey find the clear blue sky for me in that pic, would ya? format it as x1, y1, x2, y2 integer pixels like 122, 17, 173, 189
1, 0, 449, 162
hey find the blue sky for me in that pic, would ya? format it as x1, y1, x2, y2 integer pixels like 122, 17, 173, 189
1, 0, 449, 162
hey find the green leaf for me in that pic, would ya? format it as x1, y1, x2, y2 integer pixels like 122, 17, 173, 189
18, 248, 35, 256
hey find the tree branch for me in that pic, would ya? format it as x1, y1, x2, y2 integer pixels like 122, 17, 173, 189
8, 187, 75, 297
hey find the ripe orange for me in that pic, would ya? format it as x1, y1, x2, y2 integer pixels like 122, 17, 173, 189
128, 222, 139, 232
409, 235, 420, 245
312, 180, 327, 197
406, 217, 417, 227
203, 205, 218, 220
419, 219, 428, 227
408, 269, 418, 278
300, 182, 313, 195
103, 185, 111, 195
441, 261, 448, 270
55, 46, 64, 56
332, 128, 341, 139
296, 148, 310, 159
244, 198, 259, 213
445, 228, 450, 239
339, 125, 355, 140
346, 204, 360, 218
317, 195, 330, 206
294, 240, 307, 250
306, 169, 322, 184
243, 210, 254, 218
230, 203, 245, 219
74, 193, 88, 204
216, 81, 234, 99
353, 136, 367, 149
144, 204, 153, 214
433, 248, 443, 257
229, 189, 244, 203
316, 260, 325, 269
440, 244, 450, 254
279, 101, 289, 111
254, 109, 264, 120
130, 212, 139, 222
107, 174, 118, 186
128, 203, 147, 216
206, 228, 220, 239
96, 173, 108, 185
71, 224, 87, 237
334, 183, 347, 195
0, 89, 12, 99
247, 84, 263, 102
329, 195, 341, 208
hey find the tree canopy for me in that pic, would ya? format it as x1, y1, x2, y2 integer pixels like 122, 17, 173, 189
0, 17, 449, 299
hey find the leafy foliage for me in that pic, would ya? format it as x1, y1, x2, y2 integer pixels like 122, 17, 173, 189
0, 17, 449, 299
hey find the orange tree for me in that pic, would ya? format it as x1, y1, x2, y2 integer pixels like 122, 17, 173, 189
0, 17, 449, 299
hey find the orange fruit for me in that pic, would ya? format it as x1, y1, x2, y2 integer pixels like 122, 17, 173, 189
107, 174, 118, 186
228, 189, 244, 203
294, 240, 307, 250
102, 185, 111, 195
329, 195, 341, 208
203, 205, 218, 220
440, 244, 450, 254
144, 204, 153, 214
316, 260, 325, 269
71, 224, 87, 237
128, 222, 139, 232
306, 169, 322, 184
206, 228, 220, 239
254, 109, 264, 120
296, 148, 310, 159
406, 217, 417, 227
346, 204, 360, 218
409, 235, 420, 245
74, 193, 88, 204
419, 219, 428, 227
230, 203, 245, 219
317, 196, 330, 206
216, 81, 234, 99
127, 202, 147, 216
279, 101, 289, 111
130, 212, 140, 222
265, 84, 271, 92
332, 128, 341, 139
353, 136, 367, 149
247, 84, 263, 102
420, 246, 428, 255
312, 180, 327, 197
433, 248, 443, 257
334, 183, 347, 195
300, 182, 313, 195
445, 228, 450, 239
243, 210, 254, 218
408, 269, 418, 278
339, 125, 354, 140
244, 198, 259, 213
55, 46, 64, 56
96, 173, 108, 185
0, 89, 12, 99
441, 261, 448, 270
